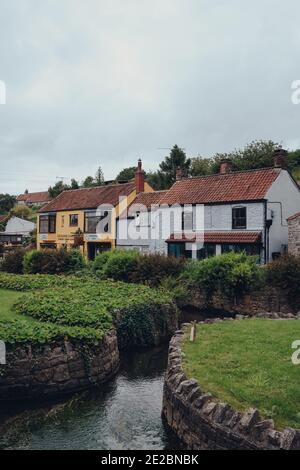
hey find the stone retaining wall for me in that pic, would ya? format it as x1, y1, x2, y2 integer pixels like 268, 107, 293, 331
162, 325, 300, 450
0, 330, 119, 401
188, 286, 297, 316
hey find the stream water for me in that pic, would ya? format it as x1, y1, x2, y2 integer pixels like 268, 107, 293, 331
0, 345, 181, 450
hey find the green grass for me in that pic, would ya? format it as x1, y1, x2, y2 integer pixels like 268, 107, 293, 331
182, 319, 300, 430
0, 289, 25, 321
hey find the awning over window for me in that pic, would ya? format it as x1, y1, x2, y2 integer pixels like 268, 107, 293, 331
166, 231, 262, 244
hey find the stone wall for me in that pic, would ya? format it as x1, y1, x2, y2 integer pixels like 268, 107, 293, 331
288, 214, 300, 257
187, 285, 297, 316
162, 327, 300, 450
0, 330, 119, 401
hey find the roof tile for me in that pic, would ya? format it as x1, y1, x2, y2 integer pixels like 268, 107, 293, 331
159, 168, 281, 205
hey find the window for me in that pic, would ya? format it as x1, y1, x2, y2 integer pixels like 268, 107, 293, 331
182, 209, 193, 231
61, 215, 65, 228
39, 214, 56, 234
221, 243, 261, 260
168, 243, 186, 258
69, 214, 79, 227
197, 244, 216, 260
232, 207, 247, 229
85, 211, 111, 234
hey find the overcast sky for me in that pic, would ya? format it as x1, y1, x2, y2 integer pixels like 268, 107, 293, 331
0, 0, 300, 194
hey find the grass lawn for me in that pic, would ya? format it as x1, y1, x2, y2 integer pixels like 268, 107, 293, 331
0, 289, 24, 321
182, 319, 300, 430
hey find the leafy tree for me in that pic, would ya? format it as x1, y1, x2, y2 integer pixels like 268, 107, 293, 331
10, 205, 32, 220
190, 156, 214, 177
146, 171, 169, 190
0, 194, 16, 213
159, 145, 191, 187
70, 179, 79, 190
48, 181, 70, 198
116, 167, 136, 181
82, 176, 95, 188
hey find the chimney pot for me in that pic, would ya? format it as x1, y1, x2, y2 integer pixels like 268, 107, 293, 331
220, 159, 233, 174
273, 148, 288, 169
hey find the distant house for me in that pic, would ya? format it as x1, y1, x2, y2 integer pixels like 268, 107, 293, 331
37, 160, 154, 260
118, 149, 300, 264
288, 212, 300, 257
17, 191, 51, 207
0, 216, 35, 245
5, 217, 36, 236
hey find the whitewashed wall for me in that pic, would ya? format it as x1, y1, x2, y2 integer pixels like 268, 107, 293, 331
266, 170, 300, 260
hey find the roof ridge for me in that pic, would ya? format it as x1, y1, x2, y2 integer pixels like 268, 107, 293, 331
178, 166, 279, 183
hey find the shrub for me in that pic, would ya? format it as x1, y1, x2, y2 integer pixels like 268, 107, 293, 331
23, 248, 85, 275
93, 250, 186, 286
0, 248, 27, 274
130, 253, 187, 286
182, 252, 261, 301
96, 250, 139, 282
266, 254, 300, 305
92, 251, 113, 278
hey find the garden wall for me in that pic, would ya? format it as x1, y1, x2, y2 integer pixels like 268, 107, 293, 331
162, 328, 300, 450
0, 331, 119, 401
187, 286, 298, 316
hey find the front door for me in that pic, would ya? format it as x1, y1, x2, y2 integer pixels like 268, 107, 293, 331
87, 242, 111, 261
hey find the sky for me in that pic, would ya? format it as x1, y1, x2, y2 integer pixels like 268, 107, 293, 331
0, 0, 300, 195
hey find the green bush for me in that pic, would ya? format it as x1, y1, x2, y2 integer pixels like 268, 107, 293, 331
0, 248, 27, 274
93, 250, 186, 286
92, 251, 113, 278
266, 255, 300, 305
182, 252, 261, 301
130, 253, 187, 286
94, 250, 139, 282
23, 248, 85, 275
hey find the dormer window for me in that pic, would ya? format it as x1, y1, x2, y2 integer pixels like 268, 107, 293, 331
232, 207, 247, 230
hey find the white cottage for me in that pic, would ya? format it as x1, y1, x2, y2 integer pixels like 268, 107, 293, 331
117, 149, 300, 264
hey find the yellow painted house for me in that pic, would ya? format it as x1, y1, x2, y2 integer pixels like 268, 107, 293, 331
37, 160, 153, 260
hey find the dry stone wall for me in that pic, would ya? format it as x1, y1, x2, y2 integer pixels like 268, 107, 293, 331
162, 325, 300, 450
0, 330, 119, 401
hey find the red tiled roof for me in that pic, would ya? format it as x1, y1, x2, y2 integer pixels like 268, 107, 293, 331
288, 212, 300, 221
0, 215, 8, 223
127, 191, 167, 214
39, 182, 136, 213
17, 192, 51, 203
167, 231, 262, 244
159, 168, 281, 205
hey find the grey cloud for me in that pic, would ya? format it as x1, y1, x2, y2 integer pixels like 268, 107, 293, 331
0, 0, 299, 194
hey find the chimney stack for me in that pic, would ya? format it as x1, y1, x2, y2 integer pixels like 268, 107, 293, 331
135, 159, 145, 193
220, 159, 233, 174
176, 167, 184, 181
273, 148, 288, 169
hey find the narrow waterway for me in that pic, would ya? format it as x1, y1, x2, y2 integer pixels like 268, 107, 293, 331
0, 345, 181, 450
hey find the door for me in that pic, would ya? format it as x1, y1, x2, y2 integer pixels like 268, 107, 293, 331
87, 242, 111, 261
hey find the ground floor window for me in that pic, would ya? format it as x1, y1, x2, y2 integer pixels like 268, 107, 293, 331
168, 243, 188, 258
197, 244, 216, 260
221, 243, 261, 259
